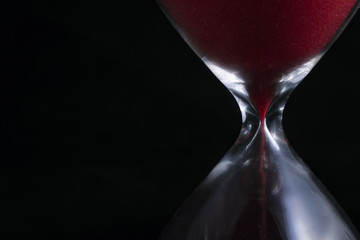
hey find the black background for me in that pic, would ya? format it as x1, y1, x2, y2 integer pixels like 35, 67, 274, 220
1, 1, 360, 239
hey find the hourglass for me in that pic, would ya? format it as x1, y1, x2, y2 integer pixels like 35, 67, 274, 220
156, 0, 360, 239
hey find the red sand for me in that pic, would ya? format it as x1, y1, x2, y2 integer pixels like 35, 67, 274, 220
160, 0, 357, 117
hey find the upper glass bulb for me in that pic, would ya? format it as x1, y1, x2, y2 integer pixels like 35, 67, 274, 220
158, 0, 358, 116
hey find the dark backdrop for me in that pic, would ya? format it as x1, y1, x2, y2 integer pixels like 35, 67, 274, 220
1, 1, 360, 239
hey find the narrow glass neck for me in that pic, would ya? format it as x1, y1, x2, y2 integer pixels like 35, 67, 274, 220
235, 80, 292, 144
211, 57, 325, 173
231, 87, 288, 160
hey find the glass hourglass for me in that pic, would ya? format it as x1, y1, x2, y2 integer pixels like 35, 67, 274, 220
156, 0, 360, 239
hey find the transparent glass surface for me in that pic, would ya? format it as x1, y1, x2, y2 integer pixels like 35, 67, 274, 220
156, 0, 360, 239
